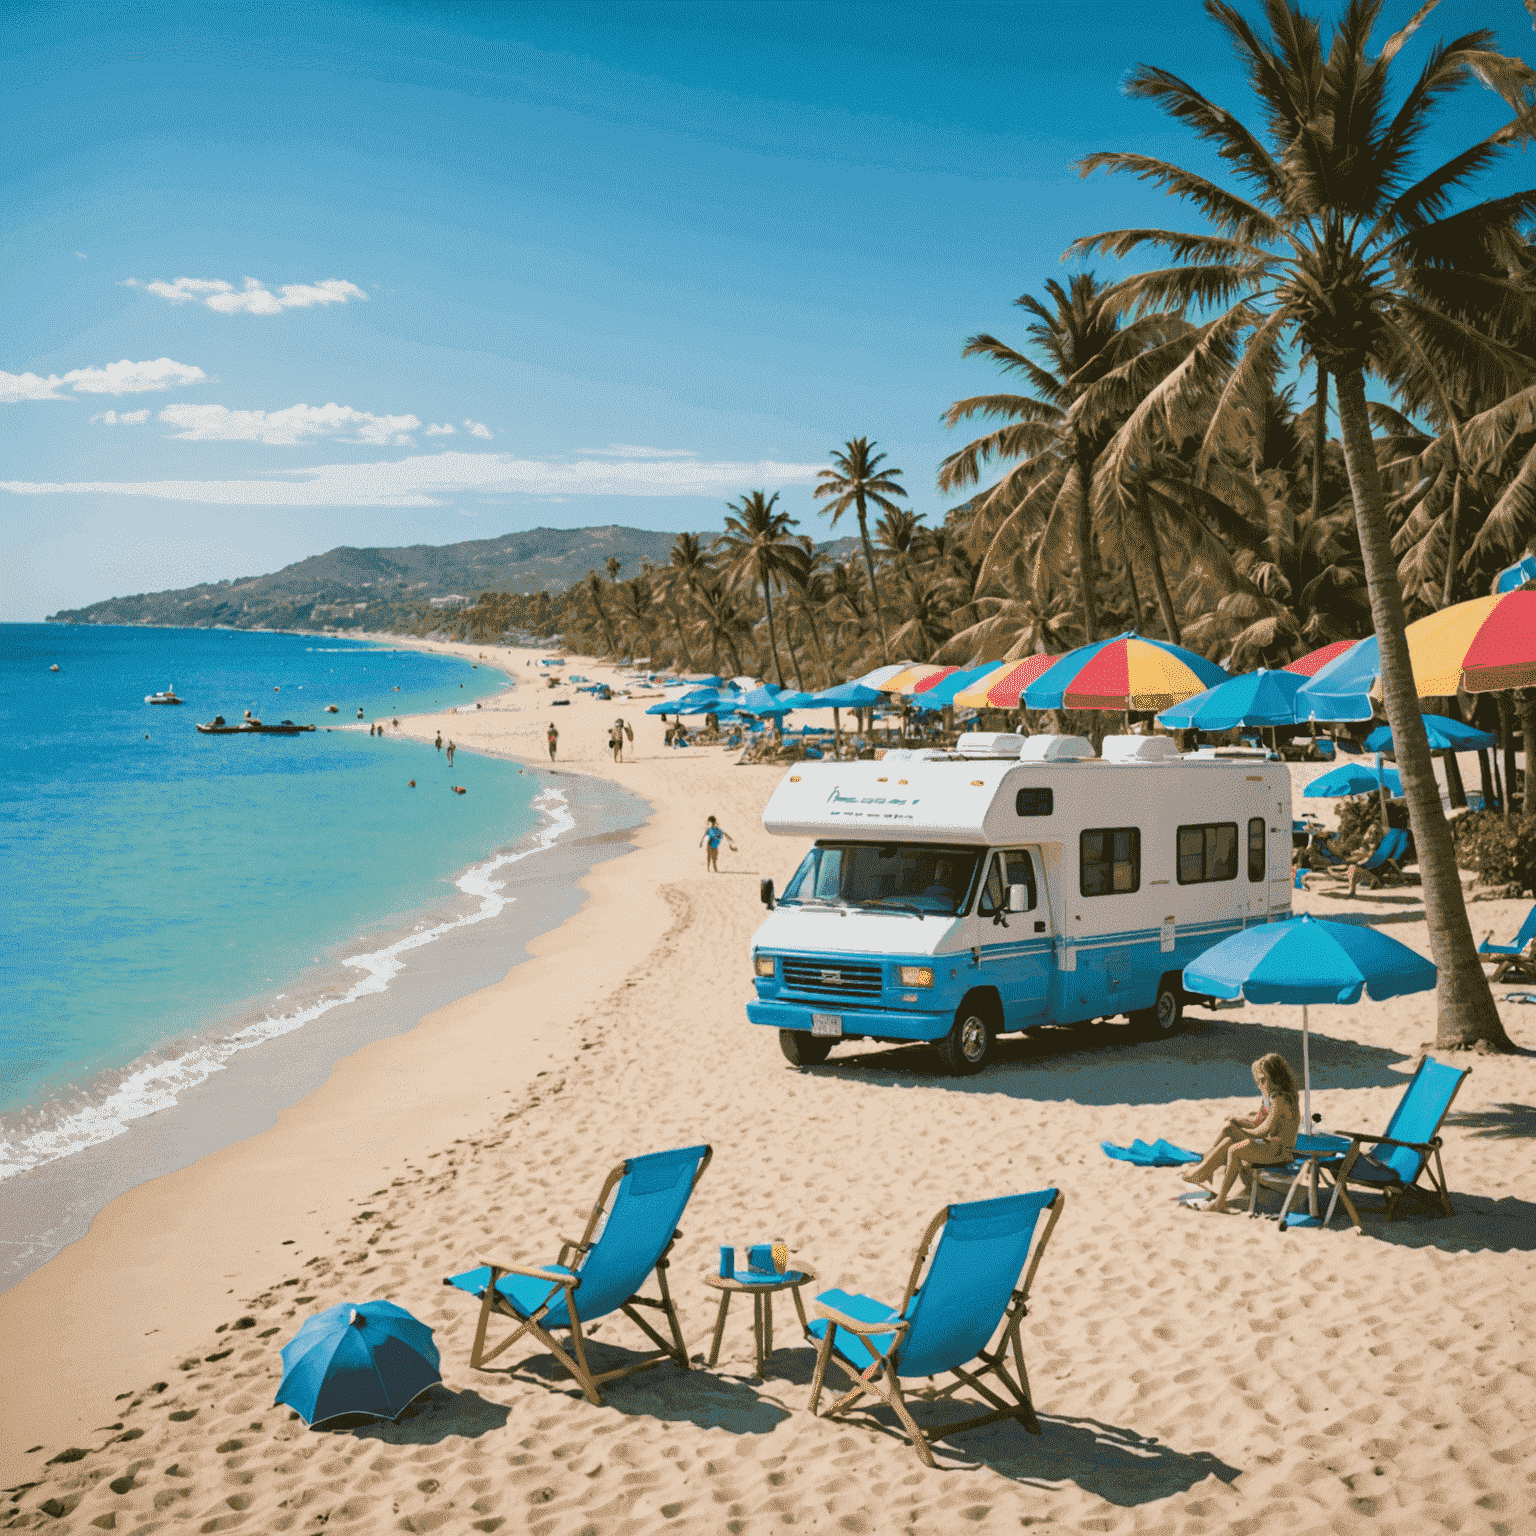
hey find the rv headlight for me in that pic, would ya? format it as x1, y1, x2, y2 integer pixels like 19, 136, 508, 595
754, 954, 776, 978
899, 965, 935, 988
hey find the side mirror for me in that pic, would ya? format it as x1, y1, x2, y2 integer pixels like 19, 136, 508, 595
760, 878, 775, 910
1007, 883, 1029, 913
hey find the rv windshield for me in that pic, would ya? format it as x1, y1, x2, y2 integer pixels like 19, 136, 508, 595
780, 842, 982, 916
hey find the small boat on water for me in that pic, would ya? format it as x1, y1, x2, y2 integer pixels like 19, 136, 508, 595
145, 688, 183, 705
197, 715, 315, 735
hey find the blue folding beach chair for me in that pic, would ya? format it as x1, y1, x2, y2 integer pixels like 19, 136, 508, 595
1322, 1057, 1470, 1229
444, 1144, 711, 1404
1479, 904, 1536, 983
808, 1189, 1064, 1467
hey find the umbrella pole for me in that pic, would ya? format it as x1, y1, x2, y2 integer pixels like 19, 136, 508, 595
834, 705, 842, 759
1375, 753, 1390, 833
1301, 1004, 1311, 1130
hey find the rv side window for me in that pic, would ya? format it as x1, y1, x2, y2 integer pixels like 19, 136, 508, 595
1015, 787, 1053, 817
1177, 822, 1238, 884
979, 850, 1037, 914
1081, 828, 1139, 897
1248, 818, 1266, 882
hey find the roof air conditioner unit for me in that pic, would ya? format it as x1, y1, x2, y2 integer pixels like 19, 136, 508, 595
1101, 734, 1181, 763
955, 731, 1027, 757
1017, 734, 1096, 761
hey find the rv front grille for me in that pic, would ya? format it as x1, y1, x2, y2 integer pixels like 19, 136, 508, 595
781, 958, 884, 999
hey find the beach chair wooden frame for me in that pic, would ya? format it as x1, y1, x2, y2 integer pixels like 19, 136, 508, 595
1319, 1058, 1469, 1230
446, 1146, 711, 1406
808, 1191, 1065, 1468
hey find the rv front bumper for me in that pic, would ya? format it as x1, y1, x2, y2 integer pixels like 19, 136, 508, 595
746, 998, 951, 1043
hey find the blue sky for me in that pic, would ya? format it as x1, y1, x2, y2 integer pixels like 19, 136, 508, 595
4, 0, 1532, 619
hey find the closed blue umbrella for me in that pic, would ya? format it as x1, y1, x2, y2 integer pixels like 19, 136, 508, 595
1303, 761, 1403, 798
1363, 714, 1498, 753
1157, 667, 1306, 730
1184, 914, 1437, 1127
275, 1301, 440, 1427
1293, 637, 1378, 722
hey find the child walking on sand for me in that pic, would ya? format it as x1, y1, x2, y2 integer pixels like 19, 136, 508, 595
699, 816, 736, 871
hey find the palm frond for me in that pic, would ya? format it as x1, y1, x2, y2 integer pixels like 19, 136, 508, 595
1075, 153, 1281, 242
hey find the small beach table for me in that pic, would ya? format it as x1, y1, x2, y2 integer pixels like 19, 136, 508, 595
704, 1266, 816, 1378
1273, 1132, 1353, 1229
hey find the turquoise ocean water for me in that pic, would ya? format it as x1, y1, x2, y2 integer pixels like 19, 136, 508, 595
0, 624, 547, 1179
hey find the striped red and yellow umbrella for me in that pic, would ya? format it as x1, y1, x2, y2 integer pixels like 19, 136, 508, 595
874, 662, 954, 694
1402, 590, 1536, 694
952, 654, 1060, 708
1027, 632, 1228, 712
1284, 639, 1357, 677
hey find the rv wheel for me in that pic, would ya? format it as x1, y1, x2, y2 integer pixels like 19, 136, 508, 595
779, 1029, 834, 1067
1132, 977, 1184, 1037
936, 996, 998, 1075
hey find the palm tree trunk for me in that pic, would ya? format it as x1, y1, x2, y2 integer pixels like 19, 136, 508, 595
1519, 691, 1536, 819
760, 569, 787, 687
1334, 369, 1511, 1051
781, 608, 807, 690
666, 597, 695, 672
1071, 451, 1101, 643
1308, 361, 1326, 539
1135, 485, 1181, 643
801, 602, 833, 688
855, 496, 890, 662
1440, 472, 1463, 608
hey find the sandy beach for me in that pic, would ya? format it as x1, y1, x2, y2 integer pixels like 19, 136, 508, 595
3, 639, 1533, 1535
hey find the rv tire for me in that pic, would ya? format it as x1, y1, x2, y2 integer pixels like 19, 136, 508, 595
1131, 976, 1184, 1037
936, 994, 999, 1075
779, 1029, 834, 1067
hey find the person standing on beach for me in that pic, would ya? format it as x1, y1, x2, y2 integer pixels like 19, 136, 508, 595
699, 816, 736, 871
547, 722, 559, 762
446, 740, 456, 766
435, 731, 443, 752
610, 721, 624, 763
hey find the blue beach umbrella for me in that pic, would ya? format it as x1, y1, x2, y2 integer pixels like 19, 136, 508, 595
1293, 637, 1379, 722
275, 1300, 441, 1427
1363, 714, 1498, 754
1157, 667, 1306, 730
1184, 914, 1437, 1127
809, 681, 886, 708
1494, 554, 1536, 593
739, 684, 797, 716
1304, 761, 1403, 798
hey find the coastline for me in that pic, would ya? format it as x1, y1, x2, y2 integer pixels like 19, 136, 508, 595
2, 639, 1532, 1536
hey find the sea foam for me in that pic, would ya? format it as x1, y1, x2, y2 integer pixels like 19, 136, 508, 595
0, 785, 574, 1182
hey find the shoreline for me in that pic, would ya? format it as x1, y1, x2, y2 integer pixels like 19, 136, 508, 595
0, 766, 649, 1292
0, 640, 543, 1192
3, 639, 1532, 1535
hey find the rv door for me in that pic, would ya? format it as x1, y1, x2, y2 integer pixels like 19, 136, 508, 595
974, 848, 1051, 1025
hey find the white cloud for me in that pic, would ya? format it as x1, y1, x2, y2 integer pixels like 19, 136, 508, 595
131, 276, 367, 314
464, 419, 493, 439
92, 409, 150, 425
424, 422, 456, 436
580, 444, 698, 458
1, 452, 824, 506
74, 251, 87, 260
158, 402, 420, 446
1, 358, 206, 402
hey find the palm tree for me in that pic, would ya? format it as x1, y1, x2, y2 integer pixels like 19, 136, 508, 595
582, 569, 619, 656
614, 578, 656, 660
605, 556, 623, 583
691, 580, 749, 677
938, 274, 1194, 646
717, 490, 799, 687
815, 439, 907, 662
1072, 0, 1533, 1050
783, 537, 837, 688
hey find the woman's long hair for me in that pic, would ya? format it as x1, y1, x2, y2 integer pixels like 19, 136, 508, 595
1255, 1052, 1300, 1109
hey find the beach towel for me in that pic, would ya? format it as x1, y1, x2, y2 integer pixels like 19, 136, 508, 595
1101, 1138, 1201, 1167
1503, 992, 1536, 1005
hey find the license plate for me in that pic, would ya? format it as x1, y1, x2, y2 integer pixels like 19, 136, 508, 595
811, 1014, 843, 1037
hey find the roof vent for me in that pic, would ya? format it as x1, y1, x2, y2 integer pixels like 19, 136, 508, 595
1017, 734, 1096, 762
1101, 734, 1181, 763
955, 731, 1027, 758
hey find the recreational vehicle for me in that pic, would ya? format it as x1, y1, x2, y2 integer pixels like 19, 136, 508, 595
748, 733, 1293, 1073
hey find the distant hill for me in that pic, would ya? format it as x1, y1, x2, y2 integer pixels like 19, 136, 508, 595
45, 525, 860, 634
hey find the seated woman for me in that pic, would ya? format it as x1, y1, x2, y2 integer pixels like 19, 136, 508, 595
1181, 1053, 1302, 1213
